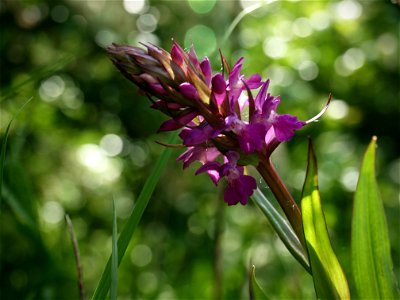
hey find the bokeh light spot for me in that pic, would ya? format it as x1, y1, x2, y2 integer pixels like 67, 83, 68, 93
100, 134, 124, 157
297, 60, 319, 81
137, 272, 158, 294
184, 25, 216, 57
340, 168, 359, 191
292, 17, 313, 38
42, 201, 65, 224
131, 244, 152, 267
51, 5, 69, 23
95, 30, 117, 47
335, 48, 365, 76
137, 13, 158, 33
20, 5, 42, 28
263, 37, 287, 58
188, 0, 216, 14
39, 75, 65, 102
123, 0, 148, 15
335, 0, 362, 20
326, 100, 349, 120
377, 33, 397, 56
310, 10, 330, 30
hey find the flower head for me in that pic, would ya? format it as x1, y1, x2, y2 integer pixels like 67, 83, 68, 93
107, 41, 318, 205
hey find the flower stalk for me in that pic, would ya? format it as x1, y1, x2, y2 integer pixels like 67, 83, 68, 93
257, 157, 306, 249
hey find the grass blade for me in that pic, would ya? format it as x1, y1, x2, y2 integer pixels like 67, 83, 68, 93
0, 120, 13, 207
66, 215, 85, 300
351, 136, 398, 299
91, 132, 178, 300
252, 188, 310, 273
301, 139, 350, 299
110, 200, 118, 300
249, 265, 269, 300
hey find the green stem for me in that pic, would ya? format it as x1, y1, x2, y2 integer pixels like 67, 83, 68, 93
256, 157, 306, 250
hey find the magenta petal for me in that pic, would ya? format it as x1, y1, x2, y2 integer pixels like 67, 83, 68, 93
246, 74, 263, 89
196, 162, 221, 185
224, 184, 242, 206
200, 57, 212, 87
195, 161, 221, 175
237, 175, 257, 205
157, 119, 183, 132
255, 80, 270, 111
179, 82, 199, 100
175, 111, 198, 125
171, 42, 184, 65
273, 114, 306, 142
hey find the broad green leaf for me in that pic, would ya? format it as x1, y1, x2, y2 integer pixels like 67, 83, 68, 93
110, 200, 118, 300
91, 132, 178, 300
249, 265, 269, 300
301, 140, 350, 299
252, 188, 310, 273
351, 137, 398, 299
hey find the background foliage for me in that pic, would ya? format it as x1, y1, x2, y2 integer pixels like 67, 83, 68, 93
1, 0, 399, 299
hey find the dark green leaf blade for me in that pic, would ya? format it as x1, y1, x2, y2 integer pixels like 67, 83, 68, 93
91, 132, 177, 300
110, 200, 118, 300
251, 189, 310, 273
301, 140, 350, 299
0, 120, 13, 207
351, 136, 398, 299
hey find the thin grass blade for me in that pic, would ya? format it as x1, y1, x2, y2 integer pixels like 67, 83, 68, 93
252, 188, 310, 273
301, 139, 350, 299
351, 136, 398, 299
0, 120, 13, 207
91, 132, 178, 300
110, 200, 118, 300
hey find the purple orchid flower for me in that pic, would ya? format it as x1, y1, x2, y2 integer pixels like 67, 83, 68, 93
196, 151, 257, 205
107, 41, 327, 208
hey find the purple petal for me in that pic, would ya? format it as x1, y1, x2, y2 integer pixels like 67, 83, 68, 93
182, 125, 215, 146
273, 114, 306, 142
245, 74, 263, 89
171, 42, 184, 65
211, 74, 226, 105
237, 123, 266, 153
195, 161, 221, 175
179, 82, 199, 100
254, 80, 270, 111
195, 162, 221, 185
175, 111, 198, 125
236, 175, 257, 205
224, 184, 242, 205
157, 119, 183, 132
200, 57, 212, 87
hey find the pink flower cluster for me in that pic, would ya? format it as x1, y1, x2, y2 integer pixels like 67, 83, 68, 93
107, 42, 305, 205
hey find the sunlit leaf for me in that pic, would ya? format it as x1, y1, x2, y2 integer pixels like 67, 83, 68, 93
249, 265, 269, 300
91, 132, 178, 300
251, 188, 310, 273
351, 137, 398, 299
301, 140, 350, 299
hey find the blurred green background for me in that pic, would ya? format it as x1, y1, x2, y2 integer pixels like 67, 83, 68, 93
1, 0, 399, 299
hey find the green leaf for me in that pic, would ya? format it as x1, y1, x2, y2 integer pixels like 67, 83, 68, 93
91, 132, 178, 300
0, 120, 12, 208
110, 200, 118, 300
249, 265, 269, 300
351, 137, 398, 299
301, 140, 350, 300
251, 188, 310, 274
